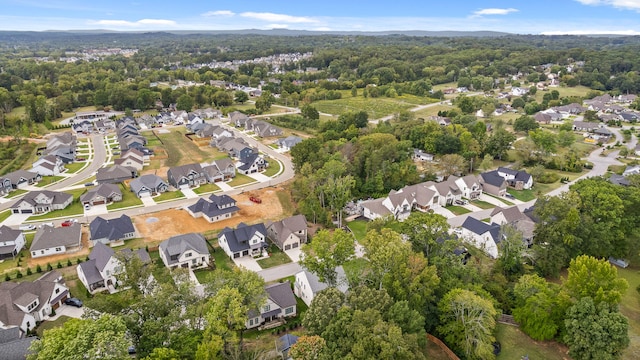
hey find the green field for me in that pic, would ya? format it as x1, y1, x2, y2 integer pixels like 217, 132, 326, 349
35, 175, 65, 187
346, 220, 368, 241
618, 267, 640, 359
65, 162, 86, 174
470, 200, 496, 210
495, 324, 567, 360
263, 159, 281, 177
507, 188, 537, 202
313, 92, 434, 118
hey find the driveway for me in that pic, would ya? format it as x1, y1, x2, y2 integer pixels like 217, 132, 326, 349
232, 256, 262, 272
478, 193, 510, 207
84, 204, 108, 217
181, 187, 199, 199
216, 181, 234, 192
2, 213, 31, 227
258, 262, 303, 283
284, 247, 302, 262
247, 172, 271, 183
50, 304, 85, 320
141, 196, 156, 207
432, 206, 455, 219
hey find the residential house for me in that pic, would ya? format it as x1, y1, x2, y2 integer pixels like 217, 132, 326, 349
479, 170, 508, 197
117, 149, 145, 166
46, 132, 76, 151
534, 112, 552, 124
610, 174, 631, 187
71, 120, 93, 133
5, 170, 41, 189
218, 222, 268, 259
30, 224, 82, 258
210, 125, 233, 139
167, 163, 207, 189
266, 215, 308, 251
490, 206, 535, 246
620, 112, 640, 122
114, 155, 144, 171
0, 177, 12, 196
497, 167, 533, 190
80, 183, 122, 206
276, 136, 303, 152
0, 326, 37, 360
412, 148, 434, 162
0, 271, 69, 334
187, 194, 240, 223
45, 145, 75, 164
31, 155, 66, 176
119, 135, 147, 152
276, 334, 299, 360
428, 116, 451, 126
195, 123, 217, 138
158, 233, 210, 270
77, 242, 151, 294
230, 111, 251, 127
459, 217, 502, 259
202, 158, 236, 182
453, 175, 482, 200
0, 226, 26, 260
553, 103, 585, 117
11, 190, 73, 215
294, 266, 349, 307
129, 174, 169, 198
246, 282, 297, 329
622, 165, 640, 177
96, 165, 137, 184
236, 153, 267, 175
572, 120, 601, 132
89, 215, 136, 246
252, 120, 283, 138
361, 181, 439, 221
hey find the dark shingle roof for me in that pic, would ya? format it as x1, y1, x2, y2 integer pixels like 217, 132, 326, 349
480, 170, 506, 188
218, 223, 266, 253
90, 215, 135, 242
266, 281, 296, 309
159, 233, 209, 266
461, 217, 501, 243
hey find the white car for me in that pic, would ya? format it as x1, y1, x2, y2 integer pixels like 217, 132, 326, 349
18, 224, 36, 231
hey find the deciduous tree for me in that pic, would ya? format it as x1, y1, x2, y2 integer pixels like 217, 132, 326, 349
300, 230, 354, 286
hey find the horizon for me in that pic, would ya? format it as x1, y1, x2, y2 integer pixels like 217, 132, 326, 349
2, 0, 640, 35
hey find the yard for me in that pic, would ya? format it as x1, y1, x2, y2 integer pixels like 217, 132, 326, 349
228, 173, 257, 187
256, 243, 291, 269
193, 183, 220, 194
263, 159, 281, 177
36, 316, 73, 337
495, 324, 568, 360
106, 184, 142, 210
65, 162, 86, 174
0, 209, 12, 223
346, 220, 368, 241
470, 200, 496, 210
27, 189, 86, 220
618, 267, 640, 359
507, 188, 537, 202
154, 190, 185, 202
5, 189, 28, 199
446, 205, 471, 215
35, 175, 65, 187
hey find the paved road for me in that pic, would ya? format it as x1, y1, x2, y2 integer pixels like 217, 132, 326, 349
50, 134, 106, 191
258, 262, 303, 282
369, 92, 483, 124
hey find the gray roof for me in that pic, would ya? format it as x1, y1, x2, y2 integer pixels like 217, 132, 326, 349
267, 215, 307, 248
187, 196, 239, 219
4, 170, 39, 184
218, 223, 267, 253
130, 174, 166, 194
299, 266, 348, 294
360, 198, 392, 217
90, 215, 135, 242
237, 153, 261, 171
265, 281, 296, 309
78, 259, 103, 286
167, 163, 203, 180
277, 334, 299, 353
490, 206, 527, 223
159, 233, 209, 266
96, 165, 137, 183
480, 170, 507, 188
0, 328, 35, 359
461, 217, 501, 243
0, 271, 64, 328
0, 226, 21, 244
610, 174, 630, 186
30, 224, 82, 252
15, 190, 72, 208
80, 183, 122, 204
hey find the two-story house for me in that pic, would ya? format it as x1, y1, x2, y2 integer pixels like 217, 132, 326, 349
31, 155, 66, 176
236, 153, 267, 175
129, 174, 169, 198
0, 225, 26, 260
187, 194, 239, 223
167, 163, 207, 189
266, 215, 308, 251
11, 190, 73, 215
159, 233, 210, 270
89, 214, 136, 246
218, 223, 268, 259
246, 282, 297, 329
202, 158, 236, 183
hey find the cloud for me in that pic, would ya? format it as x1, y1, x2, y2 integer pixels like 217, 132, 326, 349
202, 10, 235, 17
575, 0, 640, 10
472, 8, 519, 17
91, 18, 176, 27
240, 12, 318, 23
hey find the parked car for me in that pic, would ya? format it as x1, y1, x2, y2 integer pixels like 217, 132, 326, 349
76, 158, 86, 161
84, 182, 95, 187
64, 298, 83, 307
84, 203, 91, 210
454, 199, 469, 205
504, 193, 516, 200
61, 219, 78, 227
38, 222, 54, 228
18, 224, 36, 231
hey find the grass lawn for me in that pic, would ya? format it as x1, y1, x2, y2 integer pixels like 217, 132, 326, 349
35, 175, 65, 187
65, 162, 86, 174
157, 129, 229, 167
0, 209, 11, 223
107, 184, 142, 210
485, 193, 515, 206
495, 324, 567, 360
470, 200, 496, 210
618, 267, 640, 359
193, 269, 216, 284
312, 93, 424, 118
193, 183, 220, 194
346, 220, 368, 241
276, 189, 295, 217
5, 189, 28, 199
257, 244, 291, 269
228, 173, 257, 187
263, 160, 281, 177
211, 247, 234, 271
36, 315, 73, 336
154, 190, 184, 202
446, 205, 472, 215
342, 257, 369, 285
507, 188, 537, 202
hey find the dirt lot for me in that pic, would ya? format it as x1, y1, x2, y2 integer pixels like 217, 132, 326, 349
133, 187, 285, 244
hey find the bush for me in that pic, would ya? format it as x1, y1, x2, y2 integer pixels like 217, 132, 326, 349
15, 270, 22, 278
46, 263, 53, 271
537, 172, 560, 184
56, 262, 62, 269
36, 264, 42, 273
4, 274, 10, 281
26, 268, 32, 276
76, 258, 83, 264
67, 259, 72, 267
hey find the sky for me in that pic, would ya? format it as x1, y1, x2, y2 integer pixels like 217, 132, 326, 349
1, 0, 640, 35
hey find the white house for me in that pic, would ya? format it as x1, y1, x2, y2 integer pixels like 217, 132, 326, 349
158, 233, 210, 270
30, 224, 82, 259
459, 217, 502, 259
246, 282, 297, 329
31, 155, 66, 176
0, 225, 26, 260
218, 223, 268, 259
496, 167, 533, 190
453, 175, 482, 200
294, 267, 349, 307
266, 215, 308, 251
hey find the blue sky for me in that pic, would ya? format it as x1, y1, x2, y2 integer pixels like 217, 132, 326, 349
1, 0, 640, 34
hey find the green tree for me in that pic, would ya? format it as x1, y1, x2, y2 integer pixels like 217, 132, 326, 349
143, 348, 181, 360
438, 288, 497, 360
529, 129, 557, 155
213, 91, 233, 107
512, 97, 525, 108
202, 287, 247, 355
233, 90, 248, 104
289, 335, 327, 360
513, 115, 539, 132
484, 128, 516, 160
564, 255, 628, 306
303, 287, 346, 335
300, 229, 354, 286
564, 297, 629, 360
301, 104, 320, 120
255, 90, 275, 113
400, 211, 450, 257
495, 225, 528, 279
557, 130, 575, 147
440, 153, 467, 176
176, 94, 194, 111
479, 153, 494, 171
28, 314, 130, 360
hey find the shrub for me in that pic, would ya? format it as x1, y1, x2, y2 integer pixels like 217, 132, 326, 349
26, 268, 32, 276
36, 264, 42, 273
56, 261, 62, 269
76, 258, 83, 264
4, 274, 10, 281
67, 259, 72, 267
537, 172, 560, 184
15, 270, 22, 278
46, 263, 53, 271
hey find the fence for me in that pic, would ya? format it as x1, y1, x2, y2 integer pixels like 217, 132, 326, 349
427, 333, 460, 360
498, 314, 519, 326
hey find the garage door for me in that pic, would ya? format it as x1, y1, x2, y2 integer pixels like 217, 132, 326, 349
292, 242, 299, 248
139, 191, 152, 198
233, 253, 240, 259
179, 184, 190, 190
285, 245, 291, 250
242, 250, 249, 256
93, 200, 105, 205
21, 209, 33, 214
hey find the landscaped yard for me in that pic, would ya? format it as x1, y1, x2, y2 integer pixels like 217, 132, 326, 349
193, 183, 220, 194
65, 162, 86, 174
263, 159, 281, 177
342, 257, 369, 285
0, 209, 11, 223
211, 246, 234, 271
228, 173, 257, 187
28, 189, 86, 220
36, 175, 65, 187
470, 200, 496, 209
618, 267, 640, 359
36, 315, 73, 337
346, 220, 368, 241
495, 324, 567, 360
154, 190, 185, 202
256, 244, 291, 269
446, 205, 472, 215
107, 184, 143, 210
507, 188, 537, 202
5, 189, 28, 199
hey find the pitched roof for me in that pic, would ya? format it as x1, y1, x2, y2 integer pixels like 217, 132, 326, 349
30, 224, 82, 252
80, 183, 122, 203
218, 223, 267, 253
0, 226, 21, 244
159, 233, 209, 266
298, 266, 349, 294
187, 195, 239, 219
16, 190, 72, 207
265, 281, 296, 309
95, 165, 136, 183
237, 153, 262, 171
480, 170, 507, 188
461, 217, 501, 243
90, 215, 135, 242
167, 163, 203, 180
0, 271, 64, 328
4, 170, 39, 184
490, 206, 527, 223
129, 174, 166, 193
267, 215, 307, 248
360, 198, 392, 218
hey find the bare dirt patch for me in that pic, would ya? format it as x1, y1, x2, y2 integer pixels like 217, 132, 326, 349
133, 187, 285, 244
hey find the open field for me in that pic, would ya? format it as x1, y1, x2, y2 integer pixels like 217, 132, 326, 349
619, 267, 640, 359
312, 92, 433, 118
495, 324, 568, 360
